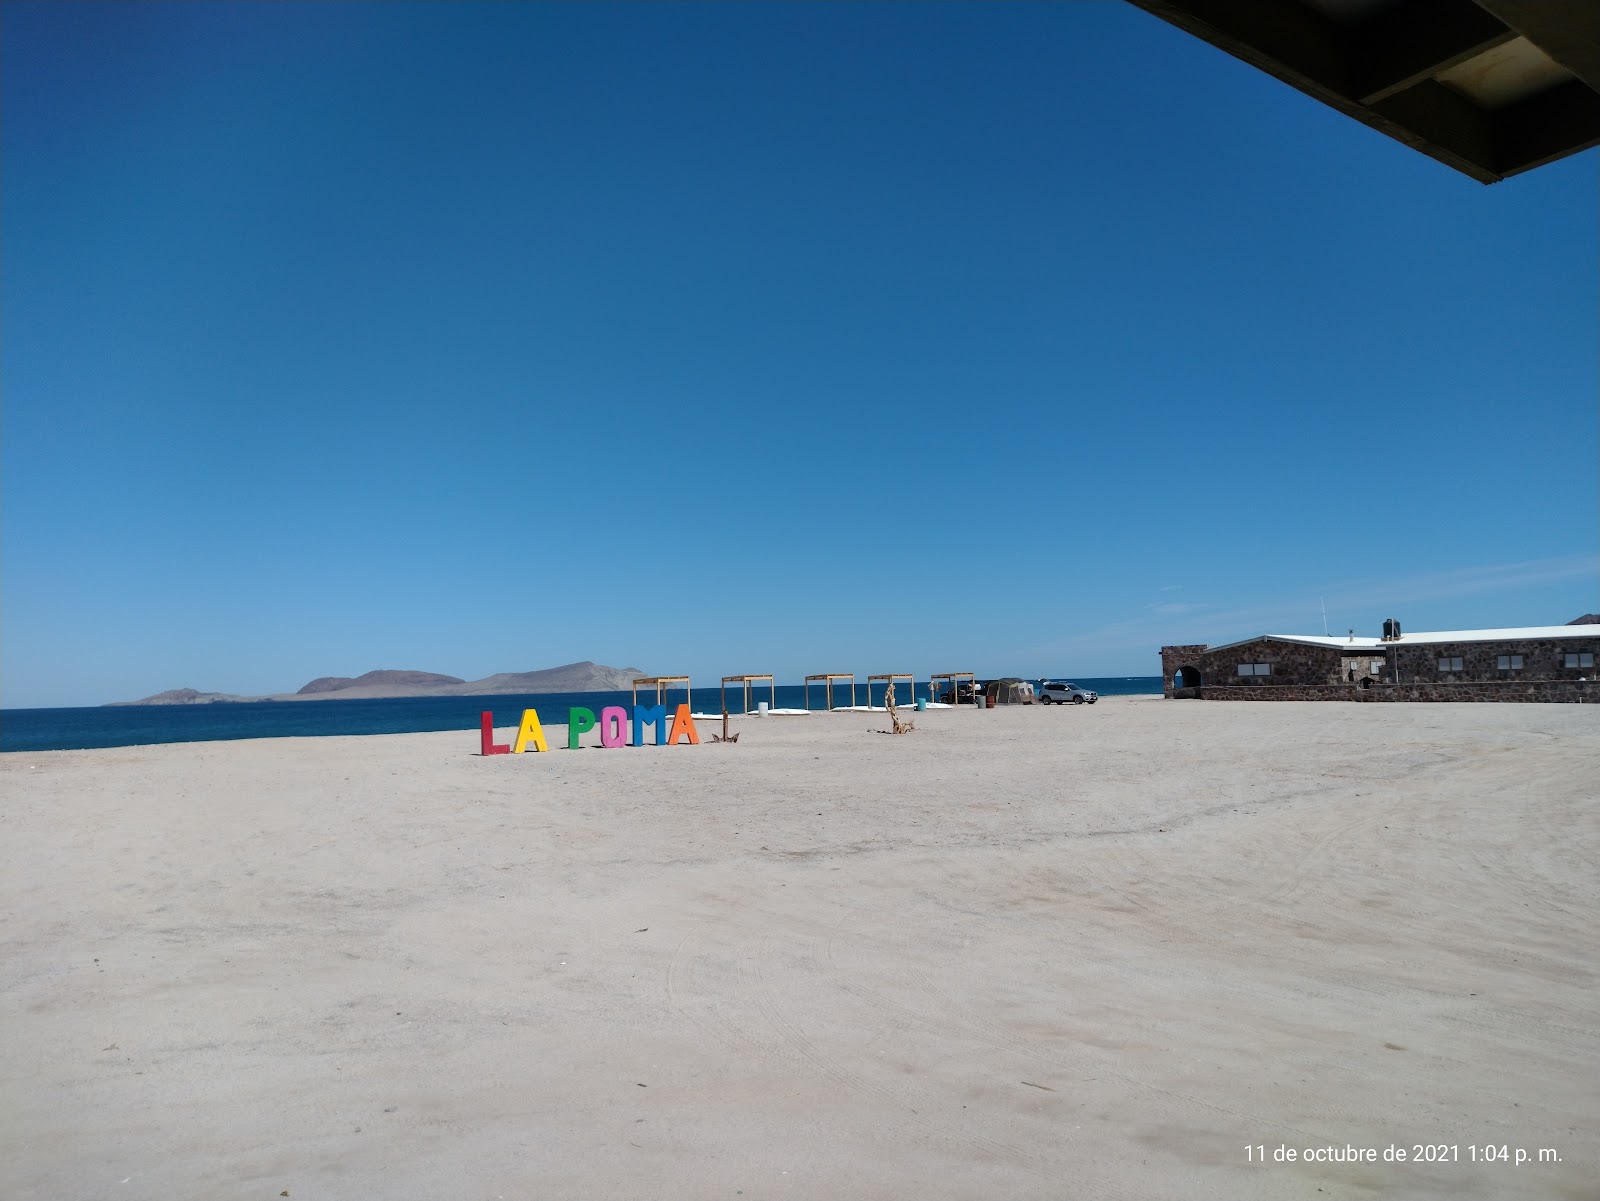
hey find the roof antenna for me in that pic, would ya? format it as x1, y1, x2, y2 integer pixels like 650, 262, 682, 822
1321, 597, 1329, 637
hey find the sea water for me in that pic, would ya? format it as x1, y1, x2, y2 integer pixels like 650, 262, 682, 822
0, 678, 1164, 752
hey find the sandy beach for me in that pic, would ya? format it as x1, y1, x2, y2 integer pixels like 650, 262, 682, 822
2, 697, 1595, 1200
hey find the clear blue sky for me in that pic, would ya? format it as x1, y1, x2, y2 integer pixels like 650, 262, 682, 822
3, 1, 1595, 708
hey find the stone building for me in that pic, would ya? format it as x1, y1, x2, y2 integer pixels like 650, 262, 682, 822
1161, 625, 1595, 703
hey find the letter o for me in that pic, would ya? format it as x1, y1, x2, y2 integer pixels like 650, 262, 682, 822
600, 706, 628, 748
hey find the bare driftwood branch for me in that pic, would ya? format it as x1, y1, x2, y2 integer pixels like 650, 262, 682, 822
883, 681, 914, 735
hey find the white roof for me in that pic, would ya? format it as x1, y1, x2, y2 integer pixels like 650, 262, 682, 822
1206, 626, 1595, 653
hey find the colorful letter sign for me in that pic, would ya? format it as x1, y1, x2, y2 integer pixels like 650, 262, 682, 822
667, 703, 700, 745
512, 709, 548, 754
599, 706, 628, 748
633, 704, 667, 746
479, 704, 703, 755
567, 706, 596, 750
481, 712, 509, 756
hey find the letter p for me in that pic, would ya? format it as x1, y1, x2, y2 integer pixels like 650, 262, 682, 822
568, 706, 596, 750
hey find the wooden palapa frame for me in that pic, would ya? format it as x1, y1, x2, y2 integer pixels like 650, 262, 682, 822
720, 674, 776, 715
803, 673, 856, 711
929, 671, 977, 705
867, 673, 915, 710
632, 676, 691, 711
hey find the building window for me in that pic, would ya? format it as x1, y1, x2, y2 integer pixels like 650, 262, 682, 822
1437, 657, 1464, 672
1236, 663, 1272, 677
1370, 660, 1384, 673
1497, 655, 1523, 671
1565, 652, 1595, 669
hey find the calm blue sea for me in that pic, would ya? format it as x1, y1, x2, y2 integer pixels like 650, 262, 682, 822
1, 678, 1164, 753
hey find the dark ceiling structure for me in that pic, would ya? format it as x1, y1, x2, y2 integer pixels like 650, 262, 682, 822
1125, 0, 1600, 183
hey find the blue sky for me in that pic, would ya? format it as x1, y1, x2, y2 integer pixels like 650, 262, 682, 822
3, 1, 1595, 708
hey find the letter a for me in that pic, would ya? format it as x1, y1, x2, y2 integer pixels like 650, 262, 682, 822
512, 708, 548, 753
480, 712, 510, 755
667, 703, 700, 745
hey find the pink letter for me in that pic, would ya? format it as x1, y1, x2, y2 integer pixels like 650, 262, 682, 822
599, 705, 629, 748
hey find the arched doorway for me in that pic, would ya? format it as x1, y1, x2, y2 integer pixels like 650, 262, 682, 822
1173, 665, 1202, 690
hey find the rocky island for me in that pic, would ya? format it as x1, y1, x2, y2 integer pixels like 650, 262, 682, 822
107, 661, 646, 705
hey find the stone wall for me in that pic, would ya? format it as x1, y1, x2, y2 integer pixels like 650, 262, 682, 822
1159, 645, 1207, 698
1185, 680, 1591, 703
1190, 638, 1347, 690
1392, 637, 1597, 684
1159, 633, 1599, 703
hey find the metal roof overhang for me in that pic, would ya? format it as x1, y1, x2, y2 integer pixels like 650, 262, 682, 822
1201, 626, 1594, 653
1203, 634, 1377, 653
1125, 0, 1600, 183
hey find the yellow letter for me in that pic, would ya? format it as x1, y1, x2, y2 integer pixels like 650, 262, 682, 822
666, 703, 700, 745
512, 708, 549, 753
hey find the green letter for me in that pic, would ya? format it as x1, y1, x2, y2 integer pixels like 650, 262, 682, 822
568, 706, 596, 750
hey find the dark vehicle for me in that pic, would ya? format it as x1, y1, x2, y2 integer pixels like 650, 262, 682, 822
936, 680, 980, 704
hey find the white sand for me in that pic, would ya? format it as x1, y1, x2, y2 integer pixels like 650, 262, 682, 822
2, 697, 1595, 1200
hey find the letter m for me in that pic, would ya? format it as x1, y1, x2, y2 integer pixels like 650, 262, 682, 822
632, 704, 667, 746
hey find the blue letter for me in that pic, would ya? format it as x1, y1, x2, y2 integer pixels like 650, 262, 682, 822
632, 704, 667, 746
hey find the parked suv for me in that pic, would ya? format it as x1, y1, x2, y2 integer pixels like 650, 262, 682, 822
1037, 681, 1097, 705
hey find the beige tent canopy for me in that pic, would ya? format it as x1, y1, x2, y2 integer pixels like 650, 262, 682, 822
867, 673, 915, 709
985, 678, 1035, 705
721, 674, 776, 715
804, 673, 856, 711
633, 676, 690, 709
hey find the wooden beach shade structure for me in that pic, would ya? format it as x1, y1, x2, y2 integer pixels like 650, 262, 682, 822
633, 675, 691, 710
721, 674, 776, 715
867, 673, 915, 709
929, 671, 977, 705
804, 673, 856, 711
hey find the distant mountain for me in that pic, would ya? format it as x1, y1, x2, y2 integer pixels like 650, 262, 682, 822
298, 670, 465, 695
281, 660, 646, 699
107, 687, 264, 706
1568, 614, 1600, 625
445, 661, 646, 697
106, 661, 647, 706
